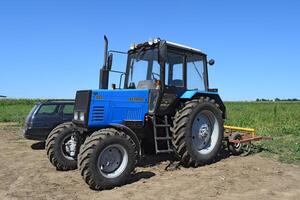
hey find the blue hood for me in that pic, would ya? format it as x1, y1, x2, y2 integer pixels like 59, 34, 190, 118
87, 89, 149, 127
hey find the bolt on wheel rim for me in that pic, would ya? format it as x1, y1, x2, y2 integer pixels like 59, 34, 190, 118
97, 144, 128, 179
192, 110, 219, 155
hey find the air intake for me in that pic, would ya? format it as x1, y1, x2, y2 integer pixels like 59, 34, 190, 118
92, 106, 104, 122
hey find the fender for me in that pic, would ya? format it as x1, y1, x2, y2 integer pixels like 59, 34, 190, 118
108, 123, 141, 161
180, 90, 226, 119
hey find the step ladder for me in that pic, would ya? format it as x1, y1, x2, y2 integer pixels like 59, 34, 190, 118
152, 115, 173, 154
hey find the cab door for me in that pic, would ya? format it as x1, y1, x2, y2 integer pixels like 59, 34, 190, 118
156, 51, 186, 115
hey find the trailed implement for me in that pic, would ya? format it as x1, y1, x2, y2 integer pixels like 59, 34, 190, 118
224, 125, 273, 155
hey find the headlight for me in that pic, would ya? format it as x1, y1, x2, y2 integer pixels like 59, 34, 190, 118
148, 38, 154, 45
74, 112, 79, 120
79, 112, 85, 121
130, 43, 136, 50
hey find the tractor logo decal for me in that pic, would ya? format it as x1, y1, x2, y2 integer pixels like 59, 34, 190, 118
128, 97, 144, 102
95, 95, 104, 100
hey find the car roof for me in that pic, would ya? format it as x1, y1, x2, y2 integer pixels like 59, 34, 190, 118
36, 100, 75, 105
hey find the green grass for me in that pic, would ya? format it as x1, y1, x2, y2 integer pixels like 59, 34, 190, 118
0, 99, 299, 164
0, 99, 39, 124
225, 101, 300, 164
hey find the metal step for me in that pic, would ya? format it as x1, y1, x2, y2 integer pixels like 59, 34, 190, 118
156, 149, 173, 153
155, 124, 171, 128
156, 137, 172, 140
152, 115, 173, 154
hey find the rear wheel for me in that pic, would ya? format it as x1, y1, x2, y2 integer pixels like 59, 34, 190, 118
46, 122, 80, 170
78, 128, 137, 190
172, 97, 224, 167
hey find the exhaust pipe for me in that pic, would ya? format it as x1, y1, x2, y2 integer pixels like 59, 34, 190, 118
103, 35, 108, 70
99, 35, 109, 89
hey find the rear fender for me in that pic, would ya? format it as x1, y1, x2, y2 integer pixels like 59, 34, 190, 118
180, 90, 226, 119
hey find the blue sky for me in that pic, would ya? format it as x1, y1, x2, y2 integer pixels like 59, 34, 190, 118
0, 0, 299, 100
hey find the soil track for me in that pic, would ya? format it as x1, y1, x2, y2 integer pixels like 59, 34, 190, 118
0, 124, 299, 200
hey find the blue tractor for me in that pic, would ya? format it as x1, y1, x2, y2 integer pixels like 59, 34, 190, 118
46, 36, 226, 190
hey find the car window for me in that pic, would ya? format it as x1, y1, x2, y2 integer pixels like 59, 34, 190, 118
37, 105, 59, 115
63, 104, 74, 115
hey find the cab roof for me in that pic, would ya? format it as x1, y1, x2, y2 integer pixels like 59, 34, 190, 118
165, 41, 203, 54
128, 38, 205, 56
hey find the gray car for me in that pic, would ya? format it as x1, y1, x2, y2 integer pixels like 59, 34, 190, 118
23, 100, 74, 140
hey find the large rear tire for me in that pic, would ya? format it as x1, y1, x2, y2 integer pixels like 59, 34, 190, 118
171, 97, 224, 167
78, 128, 137, 190
46, 122, 80, 171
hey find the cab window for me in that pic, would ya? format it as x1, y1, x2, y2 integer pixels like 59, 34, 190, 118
165, 52, 184, 87
187, 55, 205, 90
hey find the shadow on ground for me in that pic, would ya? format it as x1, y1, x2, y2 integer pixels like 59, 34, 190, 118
31, 141, 45, 150
139, 143, 264, 171
128, 171, 156, 184
27, 140, 265, 188
139, 154, 177, 167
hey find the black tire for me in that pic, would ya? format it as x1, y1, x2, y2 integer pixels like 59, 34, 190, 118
46, 122, 80, 171
171, 97, 224, 167
78, 128, 137, 190
228, 132, 243, 155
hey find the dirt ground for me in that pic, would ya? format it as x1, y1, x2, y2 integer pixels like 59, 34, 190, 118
0, 123, 300, 200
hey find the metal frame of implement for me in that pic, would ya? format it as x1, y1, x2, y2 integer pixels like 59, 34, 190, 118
224, 125, 273, 145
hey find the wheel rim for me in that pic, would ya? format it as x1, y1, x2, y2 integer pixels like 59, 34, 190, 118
233, 135, 242, 151
97, 144, 128, 179
61, 134, 77, 161
234, 142, 241, 149
192, 110, 219, 155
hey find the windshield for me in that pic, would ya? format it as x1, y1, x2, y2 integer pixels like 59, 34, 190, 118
127, 48, 160, 89
108, 51, 127, 89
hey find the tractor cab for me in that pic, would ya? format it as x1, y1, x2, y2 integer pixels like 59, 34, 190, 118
124, 39, 212, 115
125, 39, 209, 91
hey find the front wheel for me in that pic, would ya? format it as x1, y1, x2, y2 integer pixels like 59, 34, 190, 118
78, 128, 137, 190
172, 97, 224, 167
46, 122, 81, 170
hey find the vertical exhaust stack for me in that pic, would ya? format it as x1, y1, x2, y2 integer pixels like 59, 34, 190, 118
99, 35, 109, 89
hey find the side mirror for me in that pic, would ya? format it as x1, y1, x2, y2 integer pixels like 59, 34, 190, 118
107, 53, 113, 70
208, 59, 215, 66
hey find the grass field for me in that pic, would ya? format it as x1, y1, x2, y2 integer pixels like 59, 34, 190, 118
0, 99, 38, 124
226, 101, 300, 164
0, 99, 299, 164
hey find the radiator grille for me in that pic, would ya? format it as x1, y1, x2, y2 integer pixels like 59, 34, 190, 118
92, 106, 104, 122
74, 90, 91, 111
